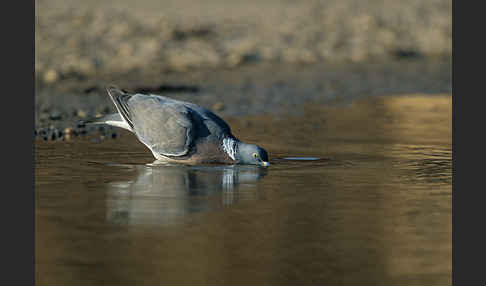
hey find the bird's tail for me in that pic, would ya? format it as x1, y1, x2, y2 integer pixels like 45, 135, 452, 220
82, 113, 132, 131
82, 115, 109, 125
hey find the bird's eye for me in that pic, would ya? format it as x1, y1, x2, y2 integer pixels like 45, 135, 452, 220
253, 153, 258, 158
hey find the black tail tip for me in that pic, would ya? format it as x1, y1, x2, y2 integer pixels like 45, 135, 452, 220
106, 85, 131, 95
106, 85, 122, 94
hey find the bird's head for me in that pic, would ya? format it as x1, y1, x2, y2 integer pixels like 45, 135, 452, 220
236, 142, 270, 166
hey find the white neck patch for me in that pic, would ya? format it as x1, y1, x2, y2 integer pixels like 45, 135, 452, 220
222, 138, 237, 161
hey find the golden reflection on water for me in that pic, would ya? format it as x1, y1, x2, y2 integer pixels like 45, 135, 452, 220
35, 95, 451, 286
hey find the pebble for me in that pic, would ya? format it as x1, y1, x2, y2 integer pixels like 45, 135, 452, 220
98, 126, 106, 135
35, 125, 97, 141
43, 69, 59, 84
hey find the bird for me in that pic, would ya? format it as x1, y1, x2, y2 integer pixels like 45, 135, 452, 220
84, 86, 270, 166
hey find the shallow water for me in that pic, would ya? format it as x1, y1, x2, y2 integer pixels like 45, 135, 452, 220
35, 95, 451, 286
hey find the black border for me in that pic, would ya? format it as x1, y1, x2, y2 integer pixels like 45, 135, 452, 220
3, 0, 34, 285
453, 0, 482, 285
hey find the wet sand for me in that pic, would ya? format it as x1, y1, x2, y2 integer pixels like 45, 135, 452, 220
35, 95, 451, 286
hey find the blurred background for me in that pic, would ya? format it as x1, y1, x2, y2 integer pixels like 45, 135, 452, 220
35, 0, 451, 132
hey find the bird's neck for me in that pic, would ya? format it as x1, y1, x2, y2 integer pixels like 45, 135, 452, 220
222, 137, 238, 161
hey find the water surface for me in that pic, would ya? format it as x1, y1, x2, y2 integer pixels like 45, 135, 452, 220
35, 95, 451, 286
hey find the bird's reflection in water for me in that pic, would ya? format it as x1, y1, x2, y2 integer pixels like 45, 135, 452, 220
106, 163, 268, 226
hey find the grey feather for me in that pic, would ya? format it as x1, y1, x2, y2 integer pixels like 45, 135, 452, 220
129, 95, 195, 156
105, 87, 234, 158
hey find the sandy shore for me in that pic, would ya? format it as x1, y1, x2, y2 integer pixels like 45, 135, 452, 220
36, 0, 451, 81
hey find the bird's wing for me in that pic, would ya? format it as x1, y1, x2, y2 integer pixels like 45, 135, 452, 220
107, 87, 195, 157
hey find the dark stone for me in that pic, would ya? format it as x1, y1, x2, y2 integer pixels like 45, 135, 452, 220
49, 111, 62, 120
134, 84, 199, 94
393, 49, 422, 59
172, 27, 212, 41
83, 86, 100, 94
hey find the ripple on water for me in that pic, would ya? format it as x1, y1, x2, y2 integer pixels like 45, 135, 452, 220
282, 157, 321, 161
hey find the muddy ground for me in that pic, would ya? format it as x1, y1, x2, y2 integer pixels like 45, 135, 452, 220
35, 57, 451, 139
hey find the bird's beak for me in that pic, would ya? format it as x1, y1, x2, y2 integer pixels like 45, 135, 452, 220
260, 161, 270, 167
